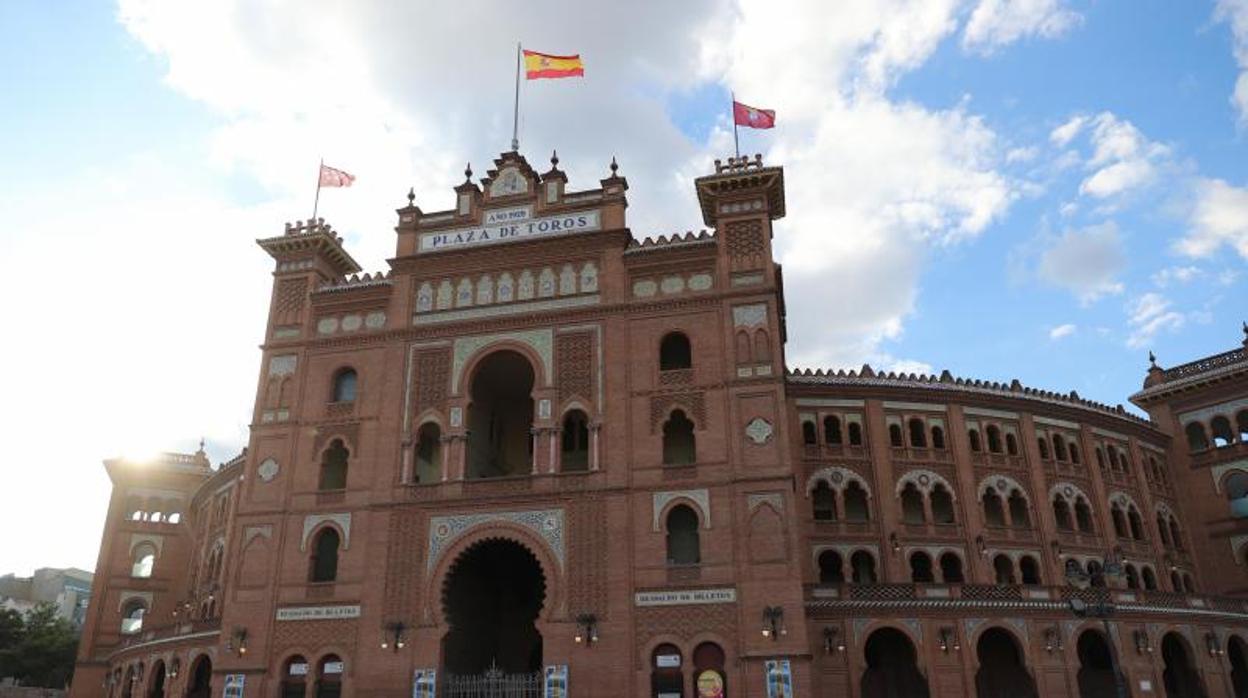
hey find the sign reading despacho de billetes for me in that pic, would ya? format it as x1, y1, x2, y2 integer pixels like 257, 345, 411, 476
634, 588, 737, 607
275, 605, 361, 621
419, 208, 601, 253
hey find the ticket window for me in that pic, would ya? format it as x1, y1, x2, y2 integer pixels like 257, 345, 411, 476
652, 644, 684, 697
693, 642, 727, 697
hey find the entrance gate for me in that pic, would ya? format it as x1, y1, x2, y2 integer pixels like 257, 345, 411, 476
441, 665, 542, 698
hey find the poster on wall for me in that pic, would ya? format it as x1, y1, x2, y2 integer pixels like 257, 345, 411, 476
222, 674, 245, 698
697, 669, 726, 698
412, 668, 437, 698
543, 665, 568, 698
764, 659, 793, 698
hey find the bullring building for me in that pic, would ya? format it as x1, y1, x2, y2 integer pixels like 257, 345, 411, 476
70, 150, 1248, 697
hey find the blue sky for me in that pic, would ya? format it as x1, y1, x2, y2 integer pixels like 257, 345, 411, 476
1, 1, 1247, 574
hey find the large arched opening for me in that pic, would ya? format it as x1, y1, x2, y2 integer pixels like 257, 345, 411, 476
975, 627, 1037, 698
184, 655, 212, 698
1229, 635, 1248, 698
147, 660, 165, 698
861, 628, 929, 698
441, 538, 546, 677
466, 351, 535, 479
1076, 630, 1121, 698
1161, 632, 1207, 698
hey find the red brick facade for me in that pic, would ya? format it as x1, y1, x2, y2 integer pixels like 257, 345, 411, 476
70, 152, 1248, 697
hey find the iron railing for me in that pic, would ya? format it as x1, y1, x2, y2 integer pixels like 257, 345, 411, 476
441, 667, 542, 698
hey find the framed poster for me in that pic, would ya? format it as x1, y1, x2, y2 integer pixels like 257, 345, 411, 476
412, 668, 436, 698
697, 669, 726, 698
543, 664, 568, 698
764, 659, 793, 698
222, 674, 245, 698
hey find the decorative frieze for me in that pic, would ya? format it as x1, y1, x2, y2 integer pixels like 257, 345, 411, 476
426, 509, 565, 573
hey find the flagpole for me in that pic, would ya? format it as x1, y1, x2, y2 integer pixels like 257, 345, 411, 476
511, 42, 522, 152
731, 91, 740, 160
312, 158, 323, 223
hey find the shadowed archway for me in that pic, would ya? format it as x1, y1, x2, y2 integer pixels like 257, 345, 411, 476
861, 627, 929, 698
466, 351, 535, 479
975, 627, 1037, 698
441, 538, 546, 675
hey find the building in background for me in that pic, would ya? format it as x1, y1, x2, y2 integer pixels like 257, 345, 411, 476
68, 151, 1248, 697
0, 568, 93, 629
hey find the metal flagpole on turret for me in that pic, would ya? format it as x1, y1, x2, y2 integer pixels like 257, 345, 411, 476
512, 42, 522, 152
731, 91, 741, 159
311, 157, 323, 223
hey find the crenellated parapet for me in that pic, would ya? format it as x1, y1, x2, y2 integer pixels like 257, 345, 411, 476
256, 218, 361, 277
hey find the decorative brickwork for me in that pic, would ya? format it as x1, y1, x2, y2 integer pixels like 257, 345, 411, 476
556, 331, 594, 406
650, 392, 707, 432
566, 497, 607, 617
723, 219, 765, 271
271, 618, 358, 654
274, 277, 308, 324
414, 348, 451, 415
313, 422, 360, 455
383, 510, 425, 621
634, 603, 737, 668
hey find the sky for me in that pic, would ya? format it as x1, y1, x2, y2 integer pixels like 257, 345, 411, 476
1, 1, 1247, 576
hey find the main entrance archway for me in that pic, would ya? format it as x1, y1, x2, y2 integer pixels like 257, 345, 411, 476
1161, 632, 1207, 698
975, 627, 1038, 698
442, 538, 546, 675
466, 351, 535, 479
1076, 630, 1119, 698
861, 627, 929, 698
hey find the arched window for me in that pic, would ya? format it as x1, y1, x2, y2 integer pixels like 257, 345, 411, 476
331, 368, 357, 403
315, 655, 343, 698
802, 421, 817, 445
1070, 443, 1081, 464
940, 552, 964, 583
319, 439, 349, 491
986, 425, 1003, 453
120, 600, 146, 634
1037, 437, 1050, 460
131, 547, 156, 578
1186, 422, 1210, 452
1157, 513, 1172, 546
909, 552, 934, 583
993, 554, 1015, 584
1005, 433, 1019, 456
1171, 570, 1183, 592
812, 482, 837, 521
850, 551, 877, 584
1142, 566, 1158, 590
1075, 498, 1094, 533
281, 656, 309, 698
1239, 410, 1248, 443
1213, 416, 1235, 447
1127, 506, 1144, 540
824, 415, 843, 444
1095, 447, 1106, 470
1087, 561, 1105, 588
847, 422, 864, 446
1007, 490, 1030, 528
1124, 564, 1140, 590
665, 505, 700, 565
1053, 497, 1073, 531
888, 423, 904, 447
1111, 505, 1128, 539
900, 482, 925, 524
1227, 471, 1248, 518
734, 331, 750, 364
561, 410, 590, 472
662, 410, 696, 465
1053, 435, 1068, 461
753, 329, 771, 363
908, 418, 927, 448
968, 428, 982, 452
651, 644, 683, 697
659, 332, 692, 371
414, 422, 442, 484
308, 527, 340, 583
931, 484, 955, 524
982, 488, 1006, 527
1169, 518, 1183, 550
843, 481, 870, 522
1019, 556, 1041, 585
818, 550, 845, 584
931, 425, 946, 450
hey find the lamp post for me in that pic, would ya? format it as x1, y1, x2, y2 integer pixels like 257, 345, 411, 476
1065, 553, 1128, 698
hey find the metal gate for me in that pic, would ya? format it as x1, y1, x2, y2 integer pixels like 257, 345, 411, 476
441, 665, 542, 698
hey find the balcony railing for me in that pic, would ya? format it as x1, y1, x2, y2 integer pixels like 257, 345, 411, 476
115, 618, 221, 651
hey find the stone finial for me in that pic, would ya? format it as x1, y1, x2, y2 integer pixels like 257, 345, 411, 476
407, 187, 415, 205
1148, 351, 1157, 368
551, 150, 559, 168
464, 163, 472, 183
197, 438, 205, 456
1242, 321, 1248, 346
609, 156, 618, 176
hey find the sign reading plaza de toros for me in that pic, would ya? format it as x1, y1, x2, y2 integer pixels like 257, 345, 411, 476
419, 206, 601, 253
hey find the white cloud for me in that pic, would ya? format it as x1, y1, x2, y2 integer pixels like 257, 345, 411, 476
1150, 265, 1203, 287
1049, 114, 1086, 147
1077, 113, 1170, 198
1178, 177, 1248, 259
1216, 0, 1248, 124
963, 0, 1082, 54
1037, 221, 1127, 303
1126, 292, 1185, 349
1049, 323, 1077, 340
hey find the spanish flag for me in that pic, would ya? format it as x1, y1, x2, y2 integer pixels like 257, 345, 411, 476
523, 50, 584, 80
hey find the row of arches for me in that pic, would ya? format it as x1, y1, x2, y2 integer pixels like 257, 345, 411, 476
123, 496, 184, 525
857, 625, 1216, 698
1186, 409, 1248, 452
111, 655, 211, 698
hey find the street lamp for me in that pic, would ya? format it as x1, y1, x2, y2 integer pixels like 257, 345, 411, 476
1065, 554, 1128, 698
